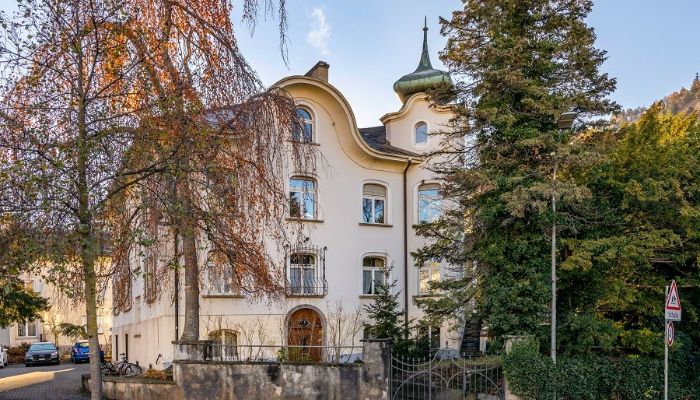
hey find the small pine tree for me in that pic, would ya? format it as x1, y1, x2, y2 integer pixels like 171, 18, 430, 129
362, 265, 406, 342
363, 265, 431, 358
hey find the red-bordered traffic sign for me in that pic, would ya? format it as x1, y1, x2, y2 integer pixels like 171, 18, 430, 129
665, 280, 682, 321
667, 321, 674, 347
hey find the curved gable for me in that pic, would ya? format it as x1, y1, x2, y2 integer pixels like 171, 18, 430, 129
273, 76, 422, 169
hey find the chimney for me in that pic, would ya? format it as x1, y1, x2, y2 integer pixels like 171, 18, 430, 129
305, 61, 330, 82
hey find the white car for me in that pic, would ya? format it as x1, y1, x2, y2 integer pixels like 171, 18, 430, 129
0, 346, 8, 368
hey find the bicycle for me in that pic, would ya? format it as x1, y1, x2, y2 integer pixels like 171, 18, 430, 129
101, 353, 142, 376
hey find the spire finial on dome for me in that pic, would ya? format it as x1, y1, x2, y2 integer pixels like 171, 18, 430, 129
392, 18, 453, 103
417, 17, 433, 71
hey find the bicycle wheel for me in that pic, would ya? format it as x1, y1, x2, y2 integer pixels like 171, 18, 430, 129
100, 364, 116, 376
122, 363, 142, 377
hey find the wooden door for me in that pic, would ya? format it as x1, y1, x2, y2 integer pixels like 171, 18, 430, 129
287, 308, 323, 362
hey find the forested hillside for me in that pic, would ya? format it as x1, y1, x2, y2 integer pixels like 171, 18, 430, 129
615, 73, 700, 122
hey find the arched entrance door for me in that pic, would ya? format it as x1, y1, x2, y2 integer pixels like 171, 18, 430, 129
287, 307, 323, 362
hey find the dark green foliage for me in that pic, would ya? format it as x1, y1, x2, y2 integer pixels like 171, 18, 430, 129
417, 0, 618, 339
504, 338, 700, 400
363, 266, 430, 358
0, 221, 49, 327
559, 107, 700, 353
59, 323, 88, 340
0, 278, 48, 328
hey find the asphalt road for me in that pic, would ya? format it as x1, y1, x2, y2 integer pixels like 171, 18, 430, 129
0, 362, 90, 400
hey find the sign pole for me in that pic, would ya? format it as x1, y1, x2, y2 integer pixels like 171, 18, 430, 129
664, 285, 668, 400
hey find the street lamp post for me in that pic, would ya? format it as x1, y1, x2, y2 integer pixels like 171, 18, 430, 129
551, 112, 577, 366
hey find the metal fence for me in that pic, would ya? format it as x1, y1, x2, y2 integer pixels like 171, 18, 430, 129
390, 350, 504, 400
191, 343, 364, 364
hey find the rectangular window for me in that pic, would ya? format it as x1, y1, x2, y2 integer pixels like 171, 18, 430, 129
205, 261, 239, 295
362, 257, 386, 295
419, 326, 441, 349
419, 262, 441, 295
289, 253, 317, 295
18, 320, 37, 337
289, 178, 316, 219
418, 184, 442, 223
362, 184, 387, 224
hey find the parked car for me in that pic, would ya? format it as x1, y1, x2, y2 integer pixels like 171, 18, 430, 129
70, 340, 90, 363
0, 346, 8, 368
25, 342, 60, 366
433, 348, 460, 360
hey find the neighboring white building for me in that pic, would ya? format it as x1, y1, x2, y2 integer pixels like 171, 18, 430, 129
0, 267, 112, 350
111, 24, 464, 367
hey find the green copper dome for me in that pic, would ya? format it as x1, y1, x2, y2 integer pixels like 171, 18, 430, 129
393, 19, 453, 103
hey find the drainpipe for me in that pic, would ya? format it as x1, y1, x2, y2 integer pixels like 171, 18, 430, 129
174, 230, 179, 342
403, 159, 412, 339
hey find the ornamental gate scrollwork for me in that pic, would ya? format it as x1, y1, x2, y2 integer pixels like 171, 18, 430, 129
390, 350, 504, 400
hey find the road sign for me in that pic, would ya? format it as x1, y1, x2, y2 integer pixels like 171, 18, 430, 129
666, 321, 674, 347
665, 280, 682, 321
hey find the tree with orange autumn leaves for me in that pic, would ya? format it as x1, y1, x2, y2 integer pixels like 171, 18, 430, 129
0, 1, 310, 398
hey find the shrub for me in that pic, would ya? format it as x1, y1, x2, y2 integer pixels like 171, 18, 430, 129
504, 339, 700, 400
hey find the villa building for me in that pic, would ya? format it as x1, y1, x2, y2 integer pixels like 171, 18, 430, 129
110, 24, 471, 368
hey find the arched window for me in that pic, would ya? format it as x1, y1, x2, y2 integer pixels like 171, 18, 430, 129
289, 253, 318, 295
289, 177, 317, 219
415, 122, 428, 145
362, 256, 386, 295
362, 183, 387, 224
293, 107, 314, 142
418, 183, 442, 223
208, 329, 238, 361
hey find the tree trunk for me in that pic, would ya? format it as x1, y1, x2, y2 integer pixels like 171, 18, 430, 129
82, 247, 102, 400
75, 33, 102, 399
179, 226, 199, 341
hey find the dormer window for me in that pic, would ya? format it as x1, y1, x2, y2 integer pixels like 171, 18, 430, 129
293, 108, 314, 143
415, 122, 428, 145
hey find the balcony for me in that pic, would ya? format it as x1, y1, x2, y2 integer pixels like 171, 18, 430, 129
284, 245, 327, 297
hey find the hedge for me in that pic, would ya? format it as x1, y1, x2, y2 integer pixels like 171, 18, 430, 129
504, 337, 700, 400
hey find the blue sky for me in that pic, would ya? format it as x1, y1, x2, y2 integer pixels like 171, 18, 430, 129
1, 1, 698, 127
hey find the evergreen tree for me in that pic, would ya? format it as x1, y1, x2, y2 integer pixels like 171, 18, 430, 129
363, 266, 407, 342
559, 105, 700, 354
363, 266, 430, 357
416, 0, 617, 344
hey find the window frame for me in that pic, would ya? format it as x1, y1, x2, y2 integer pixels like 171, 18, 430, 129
293, 106, 314, 143
208, 329, 239, 361
289, 176, 318, 220
361, 255, 387, 296
418, 261, 441, 296
417, 182, 442, 224
414, 121, 429, 146
288, 252, 319, 295
203, 260, 240, 296
361, 182, 388, 225
17, 319, 37, 338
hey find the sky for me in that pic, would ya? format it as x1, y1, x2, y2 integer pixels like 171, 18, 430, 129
1, 1, 699, 127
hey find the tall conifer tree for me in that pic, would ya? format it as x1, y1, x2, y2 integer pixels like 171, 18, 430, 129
416, 0, 618, 342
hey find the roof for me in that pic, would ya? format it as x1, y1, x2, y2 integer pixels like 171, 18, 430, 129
359, 126, 421, 157
393, 20, 453, 103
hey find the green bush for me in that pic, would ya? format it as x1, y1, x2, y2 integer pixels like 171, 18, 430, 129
504, 338, 700, 400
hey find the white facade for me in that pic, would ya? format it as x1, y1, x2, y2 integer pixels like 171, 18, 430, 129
0, 269, 112, 350
111, 57, 461, 368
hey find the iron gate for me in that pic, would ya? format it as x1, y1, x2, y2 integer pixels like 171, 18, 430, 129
390, 350, 504, 400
